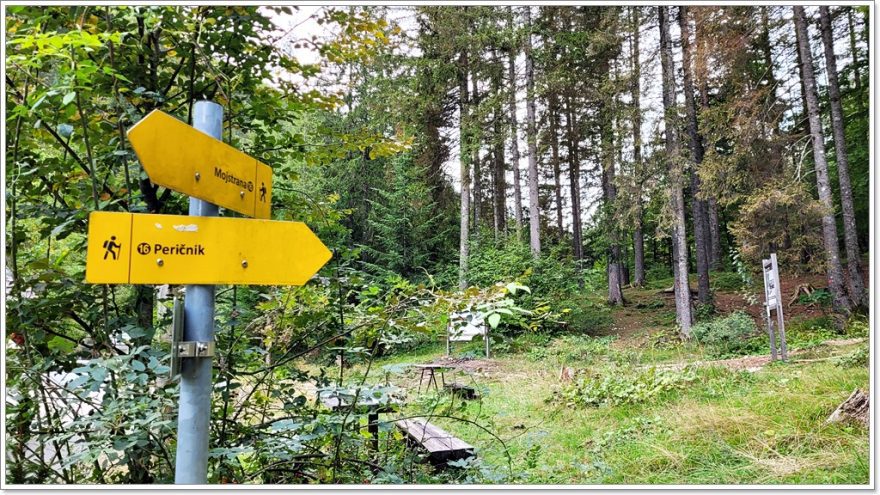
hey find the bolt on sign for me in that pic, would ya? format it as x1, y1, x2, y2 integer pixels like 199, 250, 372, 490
86, 212, 331, 285
127, 110, 272, 219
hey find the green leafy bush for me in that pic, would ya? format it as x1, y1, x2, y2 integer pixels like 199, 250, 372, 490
690, 311, 763, 357
795, 288, 832, 307
634, 299, 664, 310
784, 315, 840, 349
463, 238, 609, 335
845, 314, 869, 338
527, 335, 615, 364
644, 265, 672, 285
833, 346, 868, 368
693, 302, 717, 322
555, 365, 697, 407
556, 296, 613, 335
711, 271, 745, 291
510, 332, 553, 356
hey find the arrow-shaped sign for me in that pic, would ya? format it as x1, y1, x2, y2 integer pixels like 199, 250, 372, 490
127, 110, 273, 219
85, 212, 331, 285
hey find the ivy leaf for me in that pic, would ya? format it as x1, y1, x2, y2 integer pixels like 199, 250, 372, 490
131, 360, 146, 372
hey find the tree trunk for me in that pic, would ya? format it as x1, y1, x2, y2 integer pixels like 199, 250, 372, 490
760, 7, 779, 113
524, 6, 541, 256
793, 16, 811, 141
600, 54, 623, 306
549, 92, 564, 238
847, 9, 864, 99
491, 49, 507, 240
819, 6, 866, 309
603, 152, 624, 305
565, 95, 583, 265
458, 47, 471, 290
471, 74, 482, 232
678, 6, 711, 306
493, 151, 505, 241
694, 9, 722, 269
708, 198, 721, 267
507, 8, 524, 240
660, 6, 692, 337
630, 6, 645, 287
793, 6, 851, 314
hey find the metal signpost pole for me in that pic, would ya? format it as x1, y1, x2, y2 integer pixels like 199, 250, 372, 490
175, 101, 222, 484
84, 101, 330, 483
771, 254, 787, 361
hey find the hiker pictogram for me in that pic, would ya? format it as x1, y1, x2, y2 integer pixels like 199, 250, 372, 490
260, 182, 267, 202
103, 236, 121, 260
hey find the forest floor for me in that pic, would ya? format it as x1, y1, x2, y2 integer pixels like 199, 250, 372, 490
319, 273, 870, 485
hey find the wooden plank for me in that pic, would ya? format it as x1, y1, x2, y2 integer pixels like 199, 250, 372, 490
396, 419, 474, 462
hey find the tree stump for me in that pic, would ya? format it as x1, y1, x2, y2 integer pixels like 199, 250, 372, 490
825, 389, 869, 427
788, 283, 815, 308
559, 366, 575, 383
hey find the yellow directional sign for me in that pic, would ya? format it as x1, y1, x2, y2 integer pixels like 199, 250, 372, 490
127, 110, 273, 219
85, 212, 331, 285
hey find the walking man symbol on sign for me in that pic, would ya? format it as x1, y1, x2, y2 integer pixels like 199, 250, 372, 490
103, 236, 121, 260
259, 182, 267, 202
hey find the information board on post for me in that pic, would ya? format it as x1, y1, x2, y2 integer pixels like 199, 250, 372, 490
762, 258, 779, 310
762, 253, 787, 361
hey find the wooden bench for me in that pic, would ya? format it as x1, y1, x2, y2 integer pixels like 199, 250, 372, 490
396, 418, 475, 465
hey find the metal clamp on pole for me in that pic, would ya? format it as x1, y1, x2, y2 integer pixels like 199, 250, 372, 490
168, 294, 215, 379
176, 341, 215, 358
170, 296, 184, 378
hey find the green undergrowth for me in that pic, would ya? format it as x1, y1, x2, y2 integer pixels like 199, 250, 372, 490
352, 328, 869, 485
551, 364, 699, 408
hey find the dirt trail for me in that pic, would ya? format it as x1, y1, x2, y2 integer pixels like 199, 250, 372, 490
605, 270, 858, 350
650, 338, 866, 373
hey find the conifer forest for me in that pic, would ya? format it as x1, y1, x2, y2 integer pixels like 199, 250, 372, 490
4, 4, 872, 486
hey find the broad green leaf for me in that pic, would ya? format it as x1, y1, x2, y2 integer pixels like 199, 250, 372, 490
487, 313, 501, 329
47, 336, 75, 353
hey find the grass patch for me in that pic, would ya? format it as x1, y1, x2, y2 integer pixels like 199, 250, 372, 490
785, 316, 842, 349
330, 322, 868, 485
